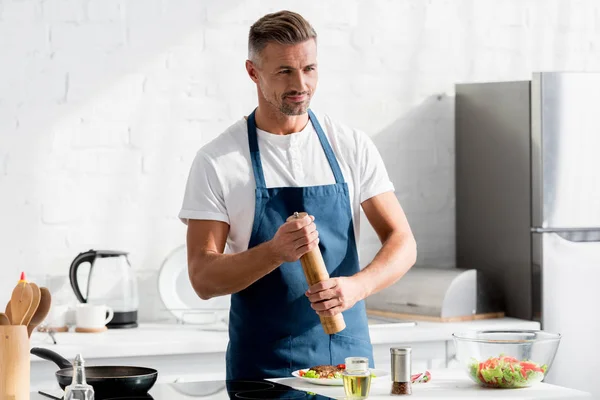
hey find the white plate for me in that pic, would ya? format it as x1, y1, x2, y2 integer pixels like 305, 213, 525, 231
158, 245, 231, 324
291, 368, 389, 386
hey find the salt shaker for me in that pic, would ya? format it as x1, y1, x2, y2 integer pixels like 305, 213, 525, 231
64, 354, 95, 400
390, 347, 412, 395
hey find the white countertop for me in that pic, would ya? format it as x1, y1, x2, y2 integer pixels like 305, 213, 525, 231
273, 369, 592, 399
30, 317, 540, 362
30, 369, 591, 399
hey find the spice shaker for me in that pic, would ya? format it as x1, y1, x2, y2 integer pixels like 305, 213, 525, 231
390, 347, 412, 395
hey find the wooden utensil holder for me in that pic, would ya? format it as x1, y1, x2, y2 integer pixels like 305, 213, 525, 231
287, 212, 346, 335
0, 326, 30, 400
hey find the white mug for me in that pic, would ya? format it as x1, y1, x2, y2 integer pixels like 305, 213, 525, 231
45, 304, 70, 328
75, 304, 114, 329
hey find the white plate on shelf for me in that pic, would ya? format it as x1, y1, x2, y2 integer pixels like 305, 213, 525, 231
158, 245, 231, 324
291, 369, 389, 386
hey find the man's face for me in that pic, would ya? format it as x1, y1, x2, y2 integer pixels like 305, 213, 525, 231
249, 39, 318, 116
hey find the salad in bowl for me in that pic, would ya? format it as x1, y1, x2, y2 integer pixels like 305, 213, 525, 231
453, 330, 561, 388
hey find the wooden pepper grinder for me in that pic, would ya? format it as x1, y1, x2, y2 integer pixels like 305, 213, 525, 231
287, 212, 346, 335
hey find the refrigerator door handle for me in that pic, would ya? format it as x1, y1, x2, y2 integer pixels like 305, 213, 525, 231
554, 230, 600, 243
532, 227, 600, 241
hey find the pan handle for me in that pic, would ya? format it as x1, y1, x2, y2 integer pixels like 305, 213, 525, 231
31, 347, 73, 370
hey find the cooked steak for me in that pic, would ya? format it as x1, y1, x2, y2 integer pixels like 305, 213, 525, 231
309, 365, 342, 378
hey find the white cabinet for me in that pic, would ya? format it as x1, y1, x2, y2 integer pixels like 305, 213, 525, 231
145, 341, 450, 385
31, 341, 449, 391
372, 341, 448, 371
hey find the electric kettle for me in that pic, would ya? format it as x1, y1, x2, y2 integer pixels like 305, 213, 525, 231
69, 249, 140, 329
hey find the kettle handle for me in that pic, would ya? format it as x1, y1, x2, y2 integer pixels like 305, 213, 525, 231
69, 250, 97, 303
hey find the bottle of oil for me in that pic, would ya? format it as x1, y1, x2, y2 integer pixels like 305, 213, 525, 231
342, 357, 372, 399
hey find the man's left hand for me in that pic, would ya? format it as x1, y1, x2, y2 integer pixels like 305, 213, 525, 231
305, 277, 365, 317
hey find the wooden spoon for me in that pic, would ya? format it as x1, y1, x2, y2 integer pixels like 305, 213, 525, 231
10, 277, 33, 325
27, 287, 52, 337
22, 282, 41, 327
0, 312, 10, 325
5, 300, 12, 324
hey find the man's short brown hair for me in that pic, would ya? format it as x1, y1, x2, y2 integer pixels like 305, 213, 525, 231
248, 10, 317, 64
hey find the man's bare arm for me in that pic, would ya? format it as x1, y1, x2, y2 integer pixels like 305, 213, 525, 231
187, 214, 318, 300
355, 191, 417, 297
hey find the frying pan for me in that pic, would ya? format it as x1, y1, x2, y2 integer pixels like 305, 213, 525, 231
31, 347, 158, 397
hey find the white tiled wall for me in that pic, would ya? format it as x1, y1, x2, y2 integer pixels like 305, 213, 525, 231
1, 0, 600, 319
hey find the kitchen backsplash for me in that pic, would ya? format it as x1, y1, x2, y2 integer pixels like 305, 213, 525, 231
2, 0, 600, 320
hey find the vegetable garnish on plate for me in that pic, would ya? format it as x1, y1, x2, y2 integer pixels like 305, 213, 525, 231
299, 365, 344, 379
298, 364, 376, 380
411, 371, 431, 383
468, 355, 548, 388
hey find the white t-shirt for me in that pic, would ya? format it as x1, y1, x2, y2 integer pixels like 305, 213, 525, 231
179, 111, 395, 254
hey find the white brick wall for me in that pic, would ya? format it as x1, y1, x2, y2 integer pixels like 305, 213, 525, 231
1, 0, 600, 319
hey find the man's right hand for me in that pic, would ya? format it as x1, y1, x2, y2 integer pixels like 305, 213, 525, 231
269, 214, 319, 263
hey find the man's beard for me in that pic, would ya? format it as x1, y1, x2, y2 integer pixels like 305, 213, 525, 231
279, 91, 311, 116
280, 99, 310, 116
259, 83, 312, 116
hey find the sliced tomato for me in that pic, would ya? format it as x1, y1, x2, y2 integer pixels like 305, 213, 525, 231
482, 358, 498, 369
299, 370, 306, 377
337, 364, 345, 369
520, 362, 543, 373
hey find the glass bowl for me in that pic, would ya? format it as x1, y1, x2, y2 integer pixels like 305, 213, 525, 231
452, 330, 561, 388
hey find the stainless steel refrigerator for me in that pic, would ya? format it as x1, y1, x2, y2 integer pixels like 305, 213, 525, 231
455, 72, 600, 394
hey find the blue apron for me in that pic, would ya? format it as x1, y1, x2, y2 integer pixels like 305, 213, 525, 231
226, 109, 374, 380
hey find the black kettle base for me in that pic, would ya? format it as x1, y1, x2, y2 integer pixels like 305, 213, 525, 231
107, 310, 138, 329
107, 322, 139, 329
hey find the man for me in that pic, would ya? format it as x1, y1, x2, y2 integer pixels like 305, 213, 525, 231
179, 10, 417, 380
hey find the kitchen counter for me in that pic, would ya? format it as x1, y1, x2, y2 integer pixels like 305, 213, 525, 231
31, 369, 591, 399
274, 369, 592, 399
30, 317, 540, 362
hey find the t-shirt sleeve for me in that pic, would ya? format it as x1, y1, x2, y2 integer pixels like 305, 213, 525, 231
178, 151, 229, 225
357, 130, 395, 203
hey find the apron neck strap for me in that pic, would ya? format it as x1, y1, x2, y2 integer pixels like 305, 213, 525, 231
247, 108, 345, 189
308, 109, 345, 184
247, 110, 267, 189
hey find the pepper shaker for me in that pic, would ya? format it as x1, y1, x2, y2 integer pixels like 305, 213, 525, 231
390, 347, 412, 395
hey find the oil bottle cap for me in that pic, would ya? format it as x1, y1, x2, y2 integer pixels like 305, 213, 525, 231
345, 357, 369, 372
